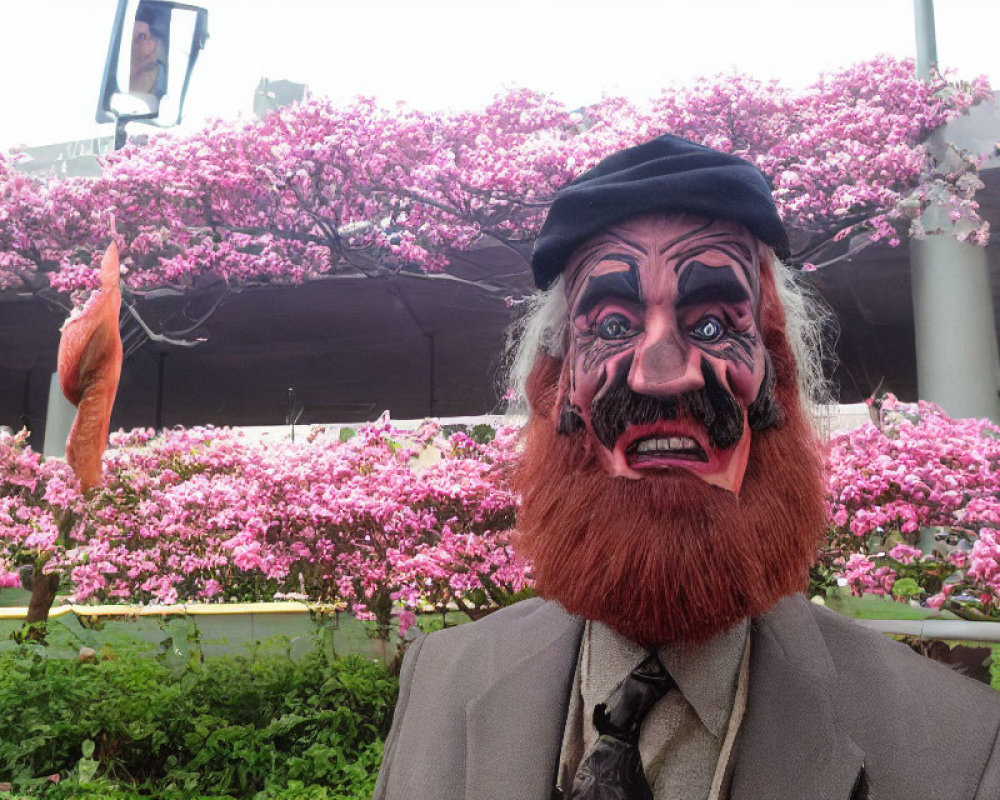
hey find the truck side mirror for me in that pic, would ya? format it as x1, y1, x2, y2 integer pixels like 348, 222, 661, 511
96, 0, 209, 139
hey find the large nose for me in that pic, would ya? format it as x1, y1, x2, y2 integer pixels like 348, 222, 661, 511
628, 314, 704, 397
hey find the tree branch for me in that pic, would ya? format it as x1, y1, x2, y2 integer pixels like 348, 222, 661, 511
124, 301, 209, 348
397, 269, 519, 297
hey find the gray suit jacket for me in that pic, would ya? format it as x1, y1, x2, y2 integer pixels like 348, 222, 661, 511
374, 595, 1000, 799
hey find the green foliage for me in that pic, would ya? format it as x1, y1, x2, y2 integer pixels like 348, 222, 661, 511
468, 424, 496, 445
0, 633, 396, 799
808, 552, 841, 599
891, 577, 924, 600
440, 423, 496, 445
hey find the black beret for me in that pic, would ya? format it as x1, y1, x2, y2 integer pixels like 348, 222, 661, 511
530, 134, 791, 289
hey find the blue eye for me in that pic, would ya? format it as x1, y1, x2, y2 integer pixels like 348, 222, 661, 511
597, 313, 633, 340
691, 316, 725, 342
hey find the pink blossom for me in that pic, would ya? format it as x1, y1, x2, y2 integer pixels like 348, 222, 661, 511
888, 543, 923, 565
397, 608, 417, 636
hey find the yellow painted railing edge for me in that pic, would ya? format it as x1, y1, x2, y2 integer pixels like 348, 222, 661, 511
0, 601, 336, 620
0, 605, 77, 621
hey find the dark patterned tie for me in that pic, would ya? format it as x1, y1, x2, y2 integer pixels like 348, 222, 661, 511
568, 652, 675, 800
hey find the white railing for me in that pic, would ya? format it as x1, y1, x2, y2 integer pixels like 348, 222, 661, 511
853, 618, 1000, 643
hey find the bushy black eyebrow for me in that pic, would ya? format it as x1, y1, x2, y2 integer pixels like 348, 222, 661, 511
573, 256, 640, 317
676, 262, 749, 309
671, 240, 758, 297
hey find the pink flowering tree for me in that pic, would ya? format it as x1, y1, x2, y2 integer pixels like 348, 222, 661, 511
0, 155, 49, 292
820, 395, 1000, 615
0, 58, 990, 325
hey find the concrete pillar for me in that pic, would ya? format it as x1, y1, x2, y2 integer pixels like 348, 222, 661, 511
911, 230, 1000, 421
910, 0, 1000, 423
42, 372, 75, 459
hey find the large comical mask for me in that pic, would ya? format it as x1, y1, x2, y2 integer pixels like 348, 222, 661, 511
517, 134, 827, 645
516, 217, 825, 646
558, 214, 781, 494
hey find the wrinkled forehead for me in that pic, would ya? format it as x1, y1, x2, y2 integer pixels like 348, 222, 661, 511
563, 214, 761, 301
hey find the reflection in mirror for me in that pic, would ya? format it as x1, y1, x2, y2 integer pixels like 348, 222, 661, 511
129, 3, 169, 111
97, 0, 208, 136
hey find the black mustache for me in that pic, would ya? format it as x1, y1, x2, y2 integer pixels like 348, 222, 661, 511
590, 359, 746, 452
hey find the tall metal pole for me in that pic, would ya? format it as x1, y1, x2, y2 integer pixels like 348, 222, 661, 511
909, 0, 1000, 423
155, 350, 166, 431
913, 0, 937, 79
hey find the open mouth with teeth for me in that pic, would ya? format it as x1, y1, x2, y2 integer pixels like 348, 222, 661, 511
616, 423, 719, 474
627, 435, 708, 464
601, 418, 750, 492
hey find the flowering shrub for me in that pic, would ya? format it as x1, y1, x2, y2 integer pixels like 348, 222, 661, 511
0, 430, 85, 585
0, 57, 991, 295
4, 394, 1000, 633
0, 422, 523, 637
821, 395, 1000, 612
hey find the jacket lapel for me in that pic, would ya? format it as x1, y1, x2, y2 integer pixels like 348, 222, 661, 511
729, 596, 865, 800
465, 602, 584, 800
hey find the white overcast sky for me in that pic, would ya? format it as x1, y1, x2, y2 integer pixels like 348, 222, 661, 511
0, 0, 998, 152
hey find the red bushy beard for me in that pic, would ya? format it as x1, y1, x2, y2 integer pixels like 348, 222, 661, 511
514, 267, 827, 646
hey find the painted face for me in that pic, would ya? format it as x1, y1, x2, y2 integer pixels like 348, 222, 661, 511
561, 215, 769, 494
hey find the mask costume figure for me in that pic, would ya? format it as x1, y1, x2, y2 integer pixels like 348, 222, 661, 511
520, 212, 825, 649
373, 136, 1000, 800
